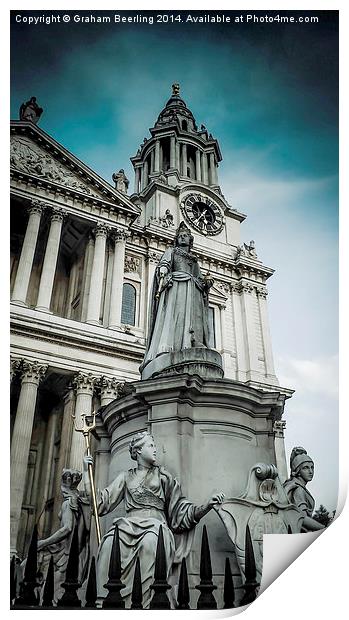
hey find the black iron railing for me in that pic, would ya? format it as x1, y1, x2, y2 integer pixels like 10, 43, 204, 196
10, 522, 259, 609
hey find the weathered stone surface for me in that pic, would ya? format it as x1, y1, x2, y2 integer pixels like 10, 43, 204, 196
141, 347, 223, 380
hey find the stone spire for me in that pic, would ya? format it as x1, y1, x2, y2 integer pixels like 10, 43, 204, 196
130, 84, 222, 193
154, 83, 198, 132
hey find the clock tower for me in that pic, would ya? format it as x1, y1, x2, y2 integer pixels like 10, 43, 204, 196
130, 83, 243, 249
129, 83, 280, 389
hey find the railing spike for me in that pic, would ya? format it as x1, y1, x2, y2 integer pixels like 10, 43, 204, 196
195, 525, 217, 609
10, 555, 17, 606
131, 556, 143, 609
42, 555, 54, 607
14, 523, 39, 607
240, 525, 259, 606
223, 557, 235, 608
85, 556, 97, 608
57, 524, 81, 608
177, 557, 190, 609
102, 524, 125, 608
150, 525, 171, 609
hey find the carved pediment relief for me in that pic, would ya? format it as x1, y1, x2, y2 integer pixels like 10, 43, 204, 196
10, 136, 100, 197
209, 281, 230, 302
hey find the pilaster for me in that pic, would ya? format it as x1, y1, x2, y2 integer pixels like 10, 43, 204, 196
273, 420, 288, 483
108, 228, 130, 329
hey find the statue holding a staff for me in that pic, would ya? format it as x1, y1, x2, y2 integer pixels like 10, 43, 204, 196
83, 431, 225, 608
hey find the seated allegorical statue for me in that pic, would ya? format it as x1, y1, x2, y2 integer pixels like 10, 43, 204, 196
283, 447, 324, 532
83, 431, 225, 608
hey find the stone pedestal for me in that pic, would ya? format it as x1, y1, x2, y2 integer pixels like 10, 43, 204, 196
141, 347, 223, 381
100, 373, 291, 606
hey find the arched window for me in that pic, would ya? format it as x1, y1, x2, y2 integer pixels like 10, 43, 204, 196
121, 283, 136, 326
182, 119, 188, 131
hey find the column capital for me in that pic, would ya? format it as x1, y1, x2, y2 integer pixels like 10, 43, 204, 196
10, 357, 21, 382
20, 360, 48, 385
27, 199, 46, 216
111, 227, 130, 243
146, 250, 160, 264
72, 371, 98, 395
99, 376, 124, 400
93, 222, 110, 238
49, 207, 68, 222
232, 281, 255, 295
256, 285, 268, 299
273, 420, 286, 438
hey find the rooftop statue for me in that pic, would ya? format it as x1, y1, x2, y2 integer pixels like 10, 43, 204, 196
140, 222, 218, 379
83, 432, 224, 608
283, 447, 324, 532
19, 96, 43, 124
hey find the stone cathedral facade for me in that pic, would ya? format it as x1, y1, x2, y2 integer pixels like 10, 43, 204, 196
10, 85, 291, 570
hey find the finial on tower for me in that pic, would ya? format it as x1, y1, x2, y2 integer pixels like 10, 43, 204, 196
172, 83, 180, 96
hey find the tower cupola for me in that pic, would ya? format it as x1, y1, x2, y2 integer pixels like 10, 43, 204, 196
131, 84, 222, 195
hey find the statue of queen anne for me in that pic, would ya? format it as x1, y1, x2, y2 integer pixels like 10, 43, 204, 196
83, 432, 224, 608
140, 221, 214, 379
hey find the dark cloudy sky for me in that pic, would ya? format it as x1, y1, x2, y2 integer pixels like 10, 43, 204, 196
10, 10, 339, 509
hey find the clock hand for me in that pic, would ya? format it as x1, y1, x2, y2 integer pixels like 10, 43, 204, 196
193, 209, 207, 224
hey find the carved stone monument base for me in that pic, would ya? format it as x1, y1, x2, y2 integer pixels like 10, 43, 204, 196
100, 373, 291, 607
141, 347, 224, 380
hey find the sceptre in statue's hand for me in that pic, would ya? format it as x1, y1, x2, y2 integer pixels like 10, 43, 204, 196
72, 411, 101, 545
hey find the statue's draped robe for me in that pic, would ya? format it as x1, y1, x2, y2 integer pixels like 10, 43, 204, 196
37, 491, 90, 600
283, 479, 315, 521
141, 247, 210, 371
96, 466, 198, 608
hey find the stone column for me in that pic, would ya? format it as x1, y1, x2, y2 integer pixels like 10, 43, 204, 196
108, 229, 129, 329
39, 407, 59, 532
176, 141, 180, 171
231, 284, 248, 381
10, 360, 47, 552
134, 166, 141, 194
196, 149, 202, 182
143, 160, 149, 189
274, 420, 288, 483
52, 387, 75, 529
80, 234, 95, 322
70, 373, 97, 471
154, 140, 160, 172
209, 153, 216, 186
11, 201, 45, 306
36, 208, 66, 312
86, 223, 109, 325
257, 287, 277, 378
181, 143, 187, 176
170, 136, 176, 168
201, 152, 209, 184
150, 149, 155, 173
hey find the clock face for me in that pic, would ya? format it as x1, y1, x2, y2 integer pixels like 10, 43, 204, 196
181, 193, 224, 236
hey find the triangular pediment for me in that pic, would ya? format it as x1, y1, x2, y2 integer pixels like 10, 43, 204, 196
10, 121, 140, 217
209, 282, 230, 301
